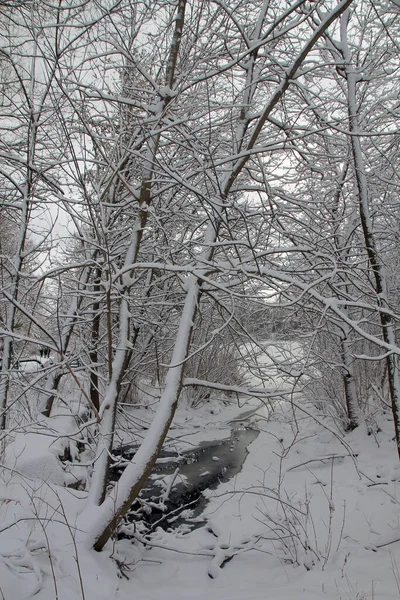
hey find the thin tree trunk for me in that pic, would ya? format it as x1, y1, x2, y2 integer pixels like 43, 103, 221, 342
0, 134, 32, 428
86, 0, 188, 508
42, 264, 93, 417
79, 0, 356, 550
81, 277, 201, 550
340, 325, 360, 430
340, 11, 400, 456
89, 268, 102, 412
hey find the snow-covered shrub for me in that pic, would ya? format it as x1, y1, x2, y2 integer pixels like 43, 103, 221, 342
304, 326, 388, 430
183, 339, 246, 407
261, 482, 343, 571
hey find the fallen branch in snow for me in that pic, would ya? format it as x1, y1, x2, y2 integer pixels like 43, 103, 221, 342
287, 454, 358, 472
277, 398, 361, 477
131, 528, 265, 580
209, 489, 307, 515
147, 497, 200, 532
376, 537, 400, 549
359, 470, 400, 506
131, 531, 215, 556
365, 533, 400, 551
367, 481, 388, 487
182, 377, 287, 399
0, 515, 80, 536
161, 467, 180, 504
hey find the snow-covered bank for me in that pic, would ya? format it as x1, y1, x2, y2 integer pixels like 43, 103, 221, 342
114, 404, 400, 599
2, 398, 400, 599
115, 394, 266, 453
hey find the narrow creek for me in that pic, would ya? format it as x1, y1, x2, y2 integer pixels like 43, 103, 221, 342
111, 410, 260, 532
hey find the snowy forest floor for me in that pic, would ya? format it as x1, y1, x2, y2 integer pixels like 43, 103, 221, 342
2, 396, 400, 600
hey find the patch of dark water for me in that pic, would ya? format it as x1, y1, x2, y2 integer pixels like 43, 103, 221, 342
111, 423, 259, 533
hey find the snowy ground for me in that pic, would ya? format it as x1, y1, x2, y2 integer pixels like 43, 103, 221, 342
2, 393, 400, 600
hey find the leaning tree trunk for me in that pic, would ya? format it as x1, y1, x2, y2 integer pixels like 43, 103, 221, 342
340, 10, 400, 457
85, 0, 189, 508
76, 0, 356, 552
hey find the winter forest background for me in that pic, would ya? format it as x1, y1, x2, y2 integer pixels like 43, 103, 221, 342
2, 0, 400, 598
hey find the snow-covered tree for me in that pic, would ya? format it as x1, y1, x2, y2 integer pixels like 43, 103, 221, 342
6, 0, 400, 554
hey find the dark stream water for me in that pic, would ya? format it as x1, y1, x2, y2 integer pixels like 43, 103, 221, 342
111, 415, 259, 532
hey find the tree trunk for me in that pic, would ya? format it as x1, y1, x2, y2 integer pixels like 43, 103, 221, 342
89, 268, 102, 412
340, 10, 400, 456
0, 140, 31, 428
80, 277, 201, 550
42, 264, 93, 417
79, 0, 356, 550
85, 0, 188, 508
340, 324, 360, 430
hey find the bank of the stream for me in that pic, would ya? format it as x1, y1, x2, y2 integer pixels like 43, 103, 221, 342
112, 406, 262, 532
